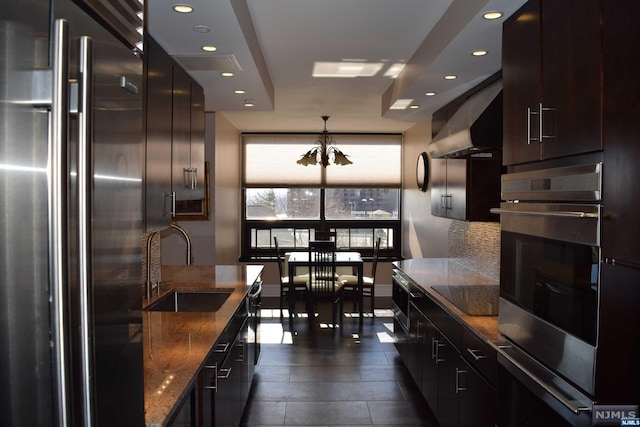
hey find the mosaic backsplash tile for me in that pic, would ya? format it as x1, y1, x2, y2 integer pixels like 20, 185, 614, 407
448, 221, 500, 281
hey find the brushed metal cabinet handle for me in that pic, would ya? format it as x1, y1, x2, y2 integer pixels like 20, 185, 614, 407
467, 348, 487, 361
455, 368, 468, 393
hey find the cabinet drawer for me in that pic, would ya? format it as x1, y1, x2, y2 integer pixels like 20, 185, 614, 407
461, 327, 497, 386
410, 285, 462, 351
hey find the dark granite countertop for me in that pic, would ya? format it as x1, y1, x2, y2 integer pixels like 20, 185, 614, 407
393, 258, 500, 345
143, 264, 263, 427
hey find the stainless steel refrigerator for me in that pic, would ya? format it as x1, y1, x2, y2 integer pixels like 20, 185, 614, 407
1, 0, 144, 425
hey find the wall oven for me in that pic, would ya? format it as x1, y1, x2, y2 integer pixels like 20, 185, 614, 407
492, 163, 602, 424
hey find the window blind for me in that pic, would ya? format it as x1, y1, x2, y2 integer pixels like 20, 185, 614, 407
243, 133, 402, 187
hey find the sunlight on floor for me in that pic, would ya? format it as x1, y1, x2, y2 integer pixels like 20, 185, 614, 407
257, 308, 396, 344
259, 322, 293, 344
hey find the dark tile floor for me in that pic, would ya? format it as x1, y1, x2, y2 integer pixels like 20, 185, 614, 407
240, 304, 439, 426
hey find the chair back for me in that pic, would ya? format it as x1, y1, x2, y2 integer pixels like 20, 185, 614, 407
315, 230, 336, 241
274, 236, 285, 280
308, 240, 337, 294
370, 237, 381, 284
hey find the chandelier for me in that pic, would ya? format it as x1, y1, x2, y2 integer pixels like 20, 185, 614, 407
297, 116, 352, 167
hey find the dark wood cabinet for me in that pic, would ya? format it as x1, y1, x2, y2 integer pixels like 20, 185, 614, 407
144, 36, 174, 232
595, 262, 640, 405
172, 65, 192, 206
144, 35, 206, 229
502, 0, 602, 166
601, 0, 640, 265
421, 317, 440, 414
430, 157, 501, 222
395, 277, 495, 427
435, 336, 459, 427
458, 359, 495, 427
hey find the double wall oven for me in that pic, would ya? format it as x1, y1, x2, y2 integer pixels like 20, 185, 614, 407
492, 163, 602, 427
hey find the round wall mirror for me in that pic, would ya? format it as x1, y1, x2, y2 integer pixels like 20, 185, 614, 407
416, 152, 429, 192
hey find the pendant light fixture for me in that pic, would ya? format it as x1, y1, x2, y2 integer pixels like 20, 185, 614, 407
297, 116, 352, 167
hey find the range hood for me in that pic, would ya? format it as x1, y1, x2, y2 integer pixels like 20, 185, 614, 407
428, 80, 503, 158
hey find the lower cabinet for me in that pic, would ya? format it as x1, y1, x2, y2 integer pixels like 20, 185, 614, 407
397, 290, 496, 427
199, 282, 261, 426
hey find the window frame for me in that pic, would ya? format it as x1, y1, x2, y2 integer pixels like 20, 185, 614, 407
240, 132, 403, 261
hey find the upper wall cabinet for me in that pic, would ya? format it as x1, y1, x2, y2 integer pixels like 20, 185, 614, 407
171, 67, 205, 217
430, 157, 501, 222
502, 0, 602, 166
144, 36, 173, 232
144, 36, 206, 232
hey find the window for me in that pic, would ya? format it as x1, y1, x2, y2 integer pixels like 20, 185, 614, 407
241, 133, 402, 260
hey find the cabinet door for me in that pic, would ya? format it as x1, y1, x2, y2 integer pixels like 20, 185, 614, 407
407, 305, 424, 386
458, 358, 496, 427
171, 65, 192, 206
601, 0, 640, 265
144, 37, 173, 231
596, 263, 640, 404
430, 159, 447, 217
502, 0, 542, 166
541, 0, 602, 160
445, 159, 467, 221
421, 321, 441, 415
189, 81, 205, 201
436, 337, 459, 427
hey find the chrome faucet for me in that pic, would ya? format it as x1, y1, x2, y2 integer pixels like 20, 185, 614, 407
144, 224, 193, 300
170, 223, 193, 266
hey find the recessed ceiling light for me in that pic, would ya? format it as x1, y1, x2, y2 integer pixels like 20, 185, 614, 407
312, 61, 384, 78
234, 90, 246, 94
483, 11, 503, 20
244, 100, 255, 107
193, 25, 211, 33
425, 92, 436, 96
472, 50, 488, 56
201, 45, 217, 52
173, 4, 193, 13
221, 72, 234, 77
444, 75, 457, 80
390, 99, 413, 110
409, 105, 420, 109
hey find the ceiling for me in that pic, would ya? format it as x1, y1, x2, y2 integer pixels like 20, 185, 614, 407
146, 0, 527, 133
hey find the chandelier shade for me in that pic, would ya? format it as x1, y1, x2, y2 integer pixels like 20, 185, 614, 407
297, 116, 352, 167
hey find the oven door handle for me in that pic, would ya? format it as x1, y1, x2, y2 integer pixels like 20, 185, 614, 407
490, 208, 598, 219
497, 347, 592, 415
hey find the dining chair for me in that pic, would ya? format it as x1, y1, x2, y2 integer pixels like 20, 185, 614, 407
306, 239, 344, 326
274, 236, 307, 319
340, 237, 381, 315
314, 230, 336, 241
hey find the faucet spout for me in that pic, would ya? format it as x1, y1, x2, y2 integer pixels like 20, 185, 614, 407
170, 223, 193, 266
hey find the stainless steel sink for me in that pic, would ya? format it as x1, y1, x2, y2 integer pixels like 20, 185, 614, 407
431, 284, 498, 316
144, 290, 233, 312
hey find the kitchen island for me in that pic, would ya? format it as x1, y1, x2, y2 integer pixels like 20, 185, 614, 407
143, 264, 263, 427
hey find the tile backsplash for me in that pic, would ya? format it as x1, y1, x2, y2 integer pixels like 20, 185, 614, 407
143, 232, 162, 287
448, 220, 500, 281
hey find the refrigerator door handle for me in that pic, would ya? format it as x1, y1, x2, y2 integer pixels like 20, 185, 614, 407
50, 18, 72, 427
78, 34, 96, 427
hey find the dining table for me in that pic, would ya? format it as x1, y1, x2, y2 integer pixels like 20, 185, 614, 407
286, 250, 364, 328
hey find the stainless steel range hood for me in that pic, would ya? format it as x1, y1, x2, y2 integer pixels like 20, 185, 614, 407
428, 80, 503, 158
